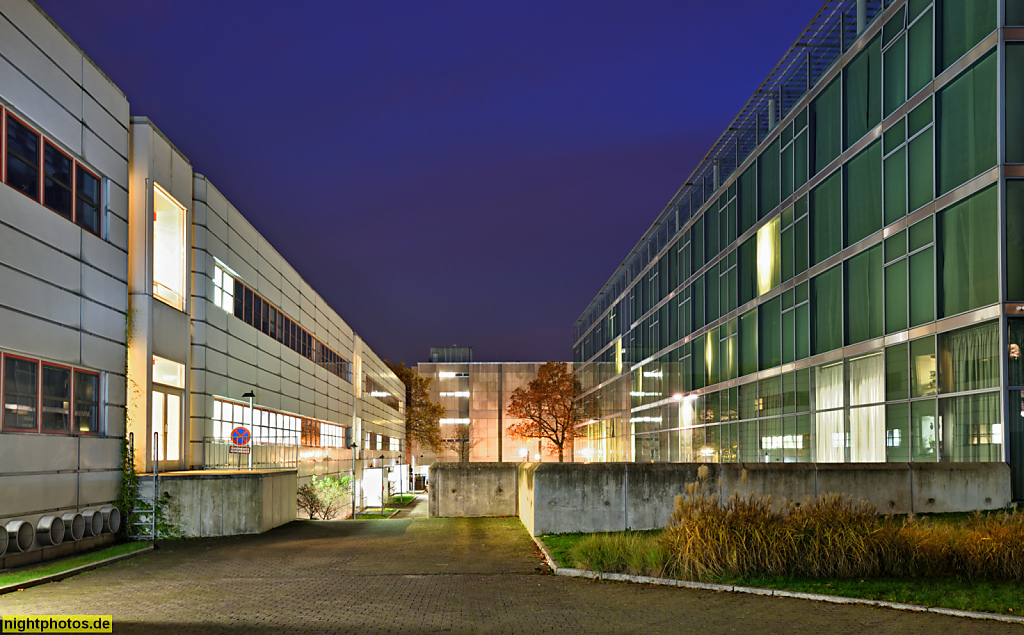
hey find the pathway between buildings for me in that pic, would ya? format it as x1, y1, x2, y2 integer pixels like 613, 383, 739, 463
0, 516, 1015, 634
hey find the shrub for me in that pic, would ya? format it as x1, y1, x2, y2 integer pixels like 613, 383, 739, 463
297, 474, 352, 520
657, 472, 1024, 582
568, 531, 669, 578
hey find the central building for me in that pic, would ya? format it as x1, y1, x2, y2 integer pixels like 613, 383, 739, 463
574, 0, 1024, 498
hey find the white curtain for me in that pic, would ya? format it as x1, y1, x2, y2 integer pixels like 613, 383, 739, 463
848, 353, 885, 462
815, 362, 845, 462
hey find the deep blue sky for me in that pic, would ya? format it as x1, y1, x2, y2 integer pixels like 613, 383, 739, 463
37, 0, 822, 365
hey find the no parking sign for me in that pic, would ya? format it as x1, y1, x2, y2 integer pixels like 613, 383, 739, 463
229, 426, 251, 454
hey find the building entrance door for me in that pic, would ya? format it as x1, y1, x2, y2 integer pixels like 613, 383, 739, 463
153, 388, 182, 470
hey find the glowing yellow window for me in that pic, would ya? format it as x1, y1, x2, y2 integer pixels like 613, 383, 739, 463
757, 216, 782, 295
153, 185, 187, 310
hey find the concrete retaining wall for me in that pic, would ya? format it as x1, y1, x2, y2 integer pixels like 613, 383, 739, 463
429, 463, 518, 518
430, 461, 1013, 535
155, 469, 296, 537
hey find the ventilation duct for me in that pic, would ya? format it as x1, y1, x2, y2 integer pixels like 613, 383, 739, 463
5, 520, 33, 552
100, 507, 120, 534
62, 512, 85, 541
36, 516, 65, 546
82, 510, 103, 537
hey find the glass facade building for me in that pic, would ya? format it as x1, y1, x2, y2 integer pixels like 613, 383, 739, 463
573, 0, 1024, 498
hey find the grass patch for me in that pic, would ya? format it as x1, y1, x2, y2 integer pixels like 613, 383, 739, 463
0, 541, 150, 588
388, 494, 417, 505
541, 530, 1024, 615
356, 508, 399, 519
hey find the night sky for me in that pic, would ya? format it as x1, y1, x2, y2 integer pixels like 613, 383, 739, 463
36, 0, 823, 365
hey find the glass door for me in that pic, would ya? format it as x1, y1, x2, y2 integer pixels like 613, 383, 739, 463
152, 388, 182, 470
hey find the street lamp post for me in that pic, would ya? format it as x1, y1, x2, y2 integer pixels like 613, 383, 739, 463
242, 391, 255, 471
398, 453, 404, 496
379, 454, 386, 515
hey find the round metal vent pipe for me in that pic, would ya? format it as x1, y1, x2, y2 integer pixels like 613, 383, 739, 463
100, 507, 120, 534
36, 516, 64, 546
6, 520, 34, 552
62, 512, 85, 541
0, 526, 8, 557
82, 509, 103, 537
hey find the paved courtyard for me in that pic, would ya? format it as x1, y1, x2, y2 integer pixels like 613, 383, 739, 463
0, 512, 1018, 634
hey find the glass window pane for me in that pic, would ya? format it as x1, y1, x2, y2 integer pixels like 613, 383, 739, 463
814, 362, 845, 462
884, 146, 907, 225
909, 247, 935, 327
813, 264, 843, 355
908, 9, 933, 98
759, 296, 781, 370
911, 399, 939, 461
1009, 182, 1024, 299
1010, 0, 1024, 26
908, 217, 933, 251
886, 402, 911, 462
907, 96, 932, 137
810, 171, 842, 265
937, 185, 998, 317
884, 118, 906, 155
845, 244, 884, 344
795, 303, 810, 360
74, 371, 99, 434
4, 357, 38, 430
885, 230, 907, 262
794, 130, 809, 189
782, 308, 795, 365
942, 391, 1001, 462
908, 130, 933, 212
6, 115, 40, 201
938, 321, 999, 393
884, 7, 906, 46
845, 140, 883, 246
937, 52, 997, 196
739, 165, 757, 235
885, 259, 909, 334
911, 336, 938, 397
781, 225, 794, 282
740, 309, 757, 376
781, 143, 794, 201
938, 0, 996, 72
41, 364, 70, 432
759, 139, 780, 217
812, 77, 842, 174
886, 343, 910, 400
43, 143, 72, 219
844, 36, 882, 148
756, 216, 781, 295
794, 216, 809, 275
1009, 319, 1024, 386
884, 35, 907, 118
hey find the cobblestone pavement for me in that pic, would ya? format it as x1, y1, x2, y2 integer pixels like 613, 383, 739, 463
0, 517, 1018, 634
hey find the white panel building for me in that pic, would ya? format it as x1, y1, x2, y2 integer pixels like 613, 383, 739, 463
0, 0, 406, 561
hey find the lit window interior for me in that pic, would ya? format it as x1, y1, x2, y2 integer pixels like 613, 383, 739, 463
153, 185, 187, 310
213, 265, 235, 313
756, 215, 781, 296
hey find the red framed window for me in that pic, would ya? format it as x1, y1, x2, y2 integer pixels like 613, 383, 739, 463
41, 362, 71, 432
5, 113, 40, 202
43, 141, 73, 220
74, 370, 100, 434
75, 164, 101, 236
3, 355, 38, 431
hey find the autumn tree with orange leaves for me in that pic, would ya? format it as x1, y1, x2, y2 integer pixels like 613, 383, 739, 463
506, 361, 585, 463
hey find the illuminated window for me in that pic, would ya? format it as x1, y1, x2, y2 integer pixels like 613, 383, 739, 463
74, 371, 99, 434
153, 355, 185, 389
440, 418, 470, 424
153, 185, 187, 310
213, 265, 235, 313
440, 391, 470, 397
756, 216, 781, 295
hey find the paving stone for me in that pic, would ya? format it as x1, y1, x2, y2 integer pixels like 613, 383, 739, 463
0, 516, 1017, 634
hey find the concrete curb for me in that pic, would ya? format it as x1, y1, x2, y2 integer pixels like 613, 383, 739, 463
529, 534, 1024, 625
0, 543, 155, 596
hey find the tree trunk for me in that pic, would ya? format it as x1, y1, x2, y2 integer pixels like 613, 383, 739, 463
558, 448, 564, 462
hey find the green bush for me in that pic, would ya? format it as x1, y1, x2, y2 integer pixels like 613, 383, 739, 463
567, 469, 1024, 583
297, 474, 352, 520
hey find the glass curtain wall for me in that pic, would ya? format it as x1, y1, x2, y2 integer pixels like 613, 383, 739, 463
574, 0, 1006, 468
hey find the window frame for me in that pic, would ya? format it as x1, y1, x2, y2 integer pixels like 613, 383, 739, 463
75, 162, 103, 237
39, 361, 72, 435
43, 140, 74, 220
5, 111, 42, 203
2, 353, 40, 433
73, 368, 101, 435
